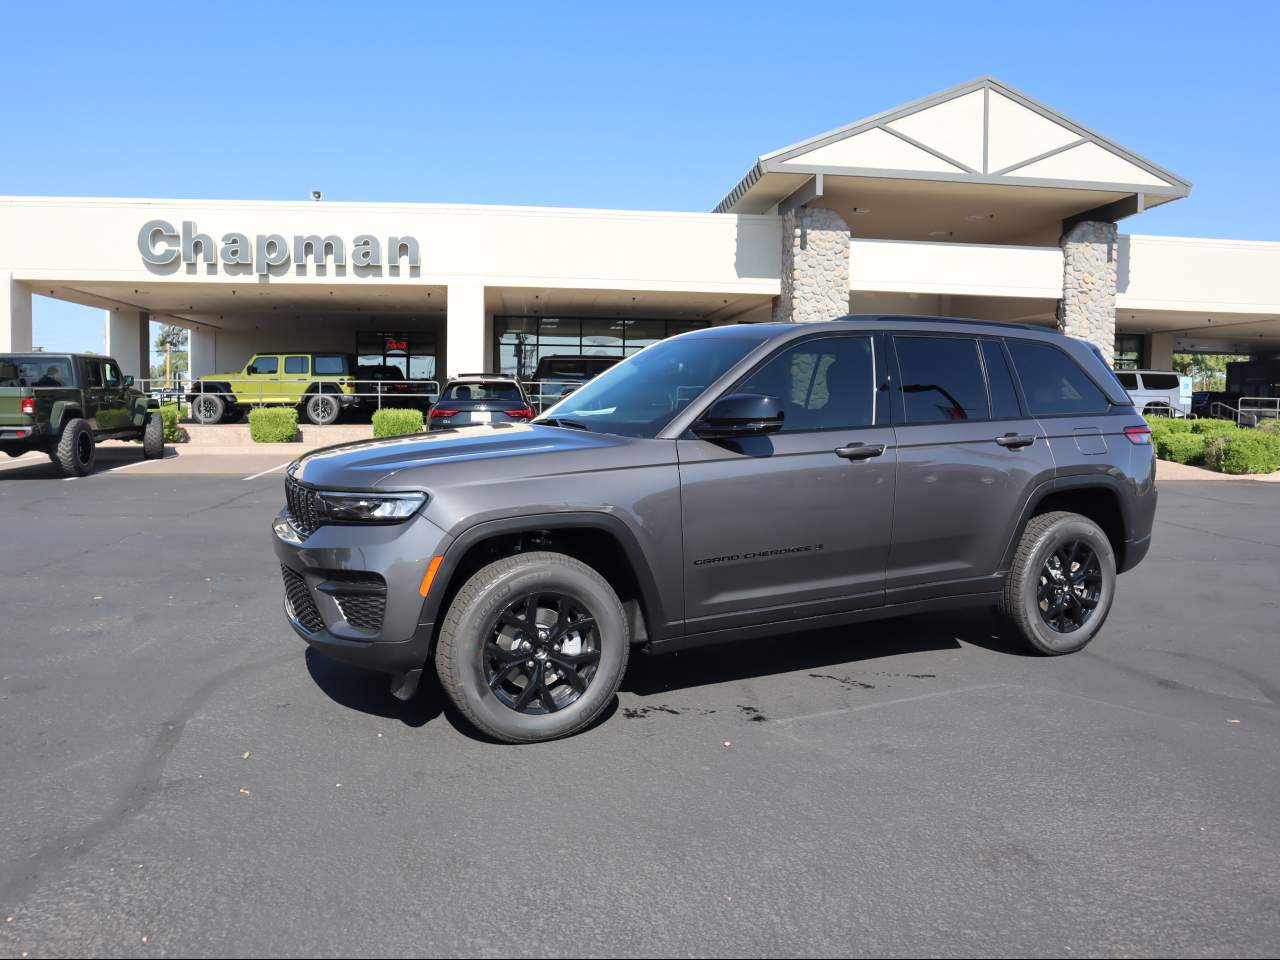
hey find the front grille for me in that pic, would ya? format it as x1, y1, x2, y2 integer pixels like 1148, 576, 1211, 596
281, 565, 324, 633
284, 474, 320, 536
335, 594, 386, 632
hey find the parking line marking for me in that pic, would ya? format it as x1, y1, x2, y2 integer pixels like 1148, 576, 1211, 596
62, 451, 177, 480
243, 462, 292, 481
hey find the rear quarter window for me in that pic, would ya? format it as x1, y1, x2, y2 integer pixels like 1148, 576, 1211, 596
1006, 340, 1111, 416
1140, 373, 1180, 390
1115, 372, 1138, 389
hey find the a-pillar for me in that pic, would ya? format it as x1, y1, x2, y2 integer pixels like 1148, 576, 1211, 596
1058, 221, 1118, 364
104, 308, 150, 381
445, 283, 487, 378
1, 274, 33, 351
772, 207, 850, 323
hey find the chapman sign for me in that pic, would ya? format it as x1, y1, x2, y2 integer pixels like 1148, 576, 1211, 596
138, 220, 420, 276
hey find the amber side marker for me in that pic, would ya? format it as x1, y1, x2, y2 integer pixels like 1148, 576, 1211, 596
419, 555, 444, 596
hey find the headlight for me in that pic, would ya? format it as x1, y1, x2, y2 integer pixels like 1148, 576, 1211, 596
316, 491, 426, 523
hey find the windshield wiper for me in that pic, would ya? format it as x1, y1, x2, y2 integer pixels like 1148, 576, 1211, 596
536, 416, 593, 431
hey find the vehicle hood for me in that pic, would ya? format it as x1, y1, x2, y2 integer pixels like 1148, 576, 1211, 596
289, 422, 633, 489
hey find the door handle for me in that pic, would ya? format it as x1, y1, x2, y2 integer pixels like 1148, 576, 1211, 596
835, 442, 887, 460
995, 433, 1036, 449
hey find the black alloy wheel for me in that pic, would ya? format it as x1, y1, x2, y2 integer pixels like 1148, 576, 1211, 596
483, 592, 600, 714
1037, 540, 1103, 633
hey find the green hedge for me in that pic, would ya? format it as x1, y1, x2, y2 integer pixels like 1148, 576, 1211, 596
1216, 430, 1280, 475
1146, 416, 1192, 436
372, 407, 424, 438
1156, 431, 1207, 465
249, 407, 299, 442
158, 403, 187, 442
1189, 418, 1240, 438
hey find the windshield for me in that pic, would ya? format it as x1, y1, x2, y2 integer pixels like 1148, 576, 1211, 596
536, 335, 760, 437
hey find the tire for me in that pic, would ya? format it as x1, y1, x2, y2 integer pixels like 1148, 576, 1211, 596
55, 418, 96, 477
999, 510, 1116, 655
436, 551, 630, 743
142, 412, 164, 459
305, 391, 340, 426
192, 393, 225, 425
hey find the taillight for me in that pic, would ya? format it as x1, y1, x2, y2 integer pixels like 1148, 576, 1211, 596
1124, 424, 1152, 445
429, 408, 460, 419
20, 396, 36, 416
503, 407, 534, 420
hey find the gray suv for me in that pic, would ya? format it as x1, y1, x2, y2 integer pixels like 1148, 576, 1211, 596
273, 317, 1157, 743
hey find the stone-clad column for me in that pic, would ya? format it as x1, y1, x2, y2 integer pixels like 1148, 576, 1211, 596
772, 207, 850, 323
1058, 220, 1118, 364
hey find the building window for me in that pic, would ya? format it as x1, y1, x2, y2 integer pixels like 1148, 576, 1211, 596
493, 317, 710, 380
356, 331, 436, 383
1113, 334, 1145, 370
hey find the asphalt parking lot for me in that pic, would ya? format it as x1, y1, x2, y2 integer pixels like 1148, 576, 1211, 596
1, 458, 1278, 958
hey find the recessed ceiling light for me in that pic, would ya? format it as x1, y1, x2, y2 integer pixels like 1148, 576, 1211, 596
929, 230, 952, 238
966, 213, 995, 222
850, 207, 871, 215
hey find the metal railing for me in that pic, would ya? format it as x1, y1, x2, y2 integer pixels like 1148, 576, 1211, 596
1208, 397, 1280, 427
134, 377, 441, 417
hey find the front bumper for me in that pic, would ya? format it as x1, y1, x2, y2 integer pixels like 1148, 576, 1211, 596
271, 509, 452, 676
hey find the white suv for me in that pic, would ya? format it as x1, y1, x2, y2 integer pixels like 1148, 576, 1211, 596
1115, 369, 1192, 417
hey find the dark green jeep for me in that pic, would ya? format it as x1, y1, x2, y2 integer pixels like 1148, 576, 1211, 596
0, 353, 164, 476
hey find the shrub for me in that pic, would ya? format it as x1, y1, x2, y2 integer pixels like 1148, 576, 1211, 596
1203, 436, 1231, 471
158, 403, 187, 442
249, 407, 299, 442
1257, 419, 1280, 434
1189, 418, 1240, 438
372, 407, 424, 438
1146, 416, 1192, 436
1216, 430, 1280, 475
1155, 431, 1206, 465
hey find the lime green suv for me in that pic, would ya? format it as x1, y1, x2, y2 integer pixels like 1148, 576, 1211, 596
188, 353, 358, 425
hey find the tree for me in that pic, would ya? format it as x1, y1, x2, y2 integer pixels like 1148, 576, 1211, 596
1172, 353, 1249, 392
154, 324, 188, 388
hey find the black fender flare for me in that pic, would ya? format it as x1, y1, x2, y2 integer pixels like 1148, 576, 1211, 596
997, 473, 1132, 573
418, 510, 673, 643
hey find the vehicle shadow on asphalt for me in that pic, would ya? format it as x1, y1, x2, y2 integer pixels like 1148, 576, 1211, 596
304, 648, 444, 729
622, 608, 1030, 697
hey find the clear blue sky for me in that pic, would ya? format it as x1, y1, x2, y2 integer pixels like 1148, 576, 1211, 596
4, 1, 1276, 354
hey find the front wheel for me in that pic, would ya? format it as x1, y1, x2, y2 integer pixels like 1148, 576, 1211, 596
435, 551, 630, 743
191, 393, 225, 425
142, 412, 164, 459
999, 511, 1116, 655
305, 392, 340, 426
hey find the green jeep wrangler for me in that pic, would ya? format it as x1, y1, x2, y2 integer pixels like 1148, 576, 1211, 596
0, 353, 164, 476
187, 352, 359, 426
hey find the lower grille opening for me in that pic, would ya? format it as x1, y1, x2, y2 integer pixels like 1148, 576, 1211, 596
334, 593, 386, 632
281, 565, 324, 633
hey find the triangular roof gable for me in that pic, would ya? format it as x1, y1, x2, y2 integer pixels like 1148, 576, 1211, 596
728, 77, 1190, 207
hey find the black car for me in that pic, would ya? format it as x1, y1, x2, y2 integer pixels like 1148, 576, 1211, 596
525, 355, 621, 409
275, 316, 1157, 743
427, 376, 534, 429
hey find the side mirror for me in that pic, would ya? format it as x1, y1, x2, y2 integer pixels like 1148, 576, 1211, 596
123, 375, 134, 387
246, 365, 258, 375
693, 393, 784, 439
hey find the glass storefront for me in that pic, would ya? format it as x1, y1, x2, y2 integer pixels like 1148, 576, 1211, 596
356, 331, 437, 383
1113, 333, 1145, 370
493, 317, 709, 380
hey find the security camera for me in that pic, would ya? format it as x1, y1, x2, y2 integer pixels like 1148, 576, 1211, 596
310, 190, 323, 201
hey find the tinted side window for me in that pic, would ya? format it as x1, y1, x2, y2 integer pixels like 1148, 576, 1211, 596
313, 355, 346, 375
895, 336, 989, 423
1007, 341, 1110, 416
1141, 373, 1180, 390
981, 340, 1022, 419
284, 356, 309, 375
104, 362, 122, 387
252, 356, 279, 375
739, 336, 875, 432
85, 361, 104, 388
1115, 372, 1138, 389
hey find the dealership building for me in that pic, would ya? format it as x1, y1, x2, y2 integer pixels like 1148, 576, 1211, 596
2, 76, 1278, 386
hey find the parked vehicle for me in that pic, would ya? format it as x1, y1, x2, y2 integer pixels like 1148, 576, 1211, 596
188, 353, 358, 426
354, 363, 419, 408
273, 317, 1156, 743
427, 375, 535, 430
526, 354, 621, 409
0, 353, 163, 476
1114, 369, 1192, 417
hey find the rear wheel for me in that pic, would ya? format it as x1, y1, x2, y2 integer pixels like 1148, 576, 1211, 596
192, 393, 225, 425
999, 511, 1116, 655
142, 412, 164, 459
55, 418, 96, 477
305, 391, 340, 426
436, 551, 629, 743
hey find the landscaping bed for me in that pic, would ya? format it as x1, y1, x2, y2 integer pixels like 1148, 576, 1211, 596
1148, 417, 1280, 476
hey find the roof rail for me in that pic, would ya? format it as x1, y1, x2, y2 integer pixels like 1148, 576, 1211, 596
455, 371, 512, 379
